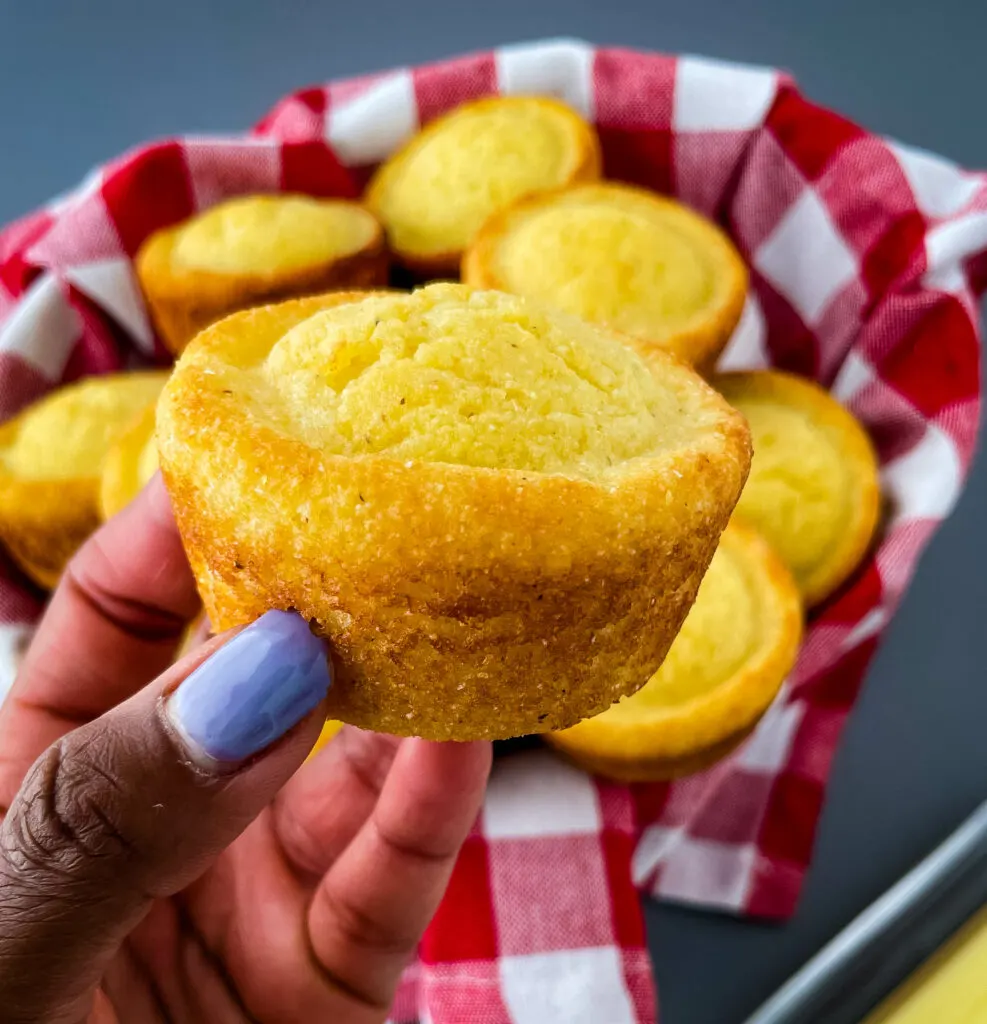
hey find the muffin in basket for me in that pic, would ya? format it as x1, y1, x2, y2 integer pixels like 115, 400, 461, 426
0, 371, 170, 588
136, 194, 387, 354
157, 284, 751, 740
546, 519, 803, 780
714, 370, 881, 606
463, 182, 747, 370
99, 401, 160, 520
365, 96, 601, 276
98, 291, 382, 521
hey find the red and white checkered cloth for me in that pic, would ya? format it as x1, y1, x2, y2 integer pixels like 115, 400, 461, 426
1, 38, 985, 1024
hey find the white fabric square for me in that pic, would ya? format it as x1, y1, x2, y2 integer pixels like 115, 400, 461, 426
630, 826, 682, 885
831, 350, 876, 403
658, 837, 757, 908
483, 750, 600, 840
755, 188, 858, 326
674, 56, 777, 132
183, 136, 282, 211
716, 291, 769, 370
882, 424, 962, 520
925, 212, 987, 275
892, 142, 981, 219
496, 38, 595, 118
64, 258, 154, 352
328, 69, 418, 166
922, 259, 969, 297
0, 274, 80, 377
47, 165, 104, 217
489, 833, 616, 955
736, 693, 803, 773
0, 623, 33, 705
843, 606, 889, 649
500, 947, 636, 1024
28, 187, 123, 270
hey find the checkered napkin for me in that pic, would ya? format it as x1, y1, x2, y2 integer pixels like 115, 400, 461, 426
1, 38, 985, 1024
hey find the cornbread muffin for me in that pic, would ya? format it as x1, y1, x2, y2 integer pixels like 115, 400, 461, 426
99, 401, 159, 519
715, 371, 881, 606
365, 97, 601, 276
98, 292, 381, 521
463, 182, 747, 370
136, 194, 388, 354
158, 284, 751, 740
546, 520, 802, 780
0, 371, 170, 588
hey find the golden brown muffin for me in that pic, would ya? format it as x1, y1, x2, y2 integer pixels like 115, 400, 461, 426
99, 291, 386, 522
157, 284, 751, 740
99, 401, 159, 520
714, 371, 881, 606
545, 520, 802, 781
463, 182, 748, 371
365, 97, 601, 276
136, 194, 388, 354
0, 371, 170, 588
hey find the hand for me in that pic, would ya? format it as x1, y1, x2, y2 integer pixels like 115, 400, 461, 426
0, 476, 491, 1024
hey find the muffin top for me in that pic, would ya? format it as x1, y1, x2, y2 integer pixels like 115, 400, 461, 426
366, 97, 600, 264
464, 183, 747, 367
196, 284, 731, 480
1, 372, 168, 481
714, 370, 880, 604
169, 194, 380, 276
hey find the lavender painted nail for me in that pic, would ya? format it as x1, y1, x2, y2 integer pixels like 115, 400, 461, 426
167, 610, 331, 763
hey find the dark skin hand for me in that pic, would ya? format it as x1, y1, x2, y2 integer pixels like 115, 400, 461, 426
0, 476, 491, 1023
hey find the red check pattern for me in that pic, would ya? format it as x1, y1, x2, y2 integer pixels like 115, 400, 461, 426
1, 39, 985, 1024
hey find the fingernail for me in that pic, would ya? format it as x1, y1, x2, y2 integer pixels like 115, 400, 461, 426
167, 610, 331, 764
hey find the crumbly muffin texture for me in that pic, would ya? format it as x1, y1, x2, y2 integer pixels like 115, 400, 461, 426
158, 285, 751, 739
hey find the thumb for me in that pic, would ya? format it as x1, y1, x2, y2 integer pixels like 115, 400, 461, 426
0, 610, 330, 1024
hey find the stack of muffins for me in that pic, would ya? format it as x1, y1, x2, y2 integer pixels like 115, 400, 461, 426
0, 95, 881, 775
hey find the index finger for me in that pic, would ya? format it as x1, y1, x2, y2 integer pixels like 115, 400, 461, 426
0, 474, 199, 810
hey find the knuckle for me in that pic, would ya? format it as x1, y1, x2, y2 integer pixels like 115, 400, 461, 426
338, 728, 400, 794
319, 880, 415, 958
273, 803, 326, 878
0, 733, 137, 883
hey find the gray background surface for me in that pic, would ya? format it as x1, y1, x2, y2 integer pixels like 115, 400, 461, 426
2, 3, 985, 1021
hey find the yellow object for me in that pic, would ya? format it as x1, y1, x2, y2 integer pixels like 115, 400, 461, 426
158, 284, 751, 740
463, 182, 748, 371
99, 401, 160, 519
714, 370, 881, 606
545, 520, 802, 780
136, 194, 388, 354
366, 97, 601, 275
308, 720, 344, 760
0, 371, 170, 588
864, 903, 987, 1024
174, 608, 209, 661
173, 195, 378, 275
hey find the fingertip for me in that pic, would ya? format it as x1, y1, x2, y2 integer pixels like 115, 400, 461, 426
398, 737, 492, 802
407, 737, 493, 763
139, 471, 178, 530
164, 611, 332, 767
